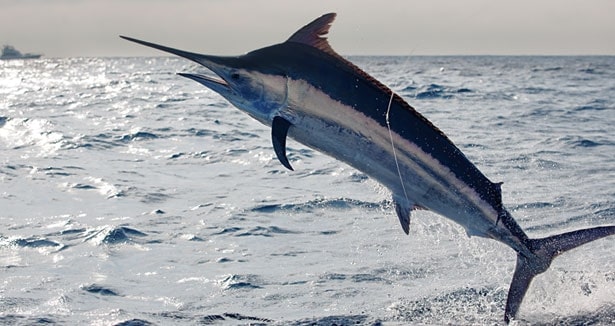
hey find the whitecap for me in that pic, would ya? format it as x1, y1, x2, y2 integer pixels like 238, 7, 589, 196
0, 117, 66, 157
83, 176, 123, 198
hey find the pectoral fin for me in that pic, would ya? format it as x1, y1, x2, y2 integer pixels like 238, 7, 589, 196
272, 116, 294, 171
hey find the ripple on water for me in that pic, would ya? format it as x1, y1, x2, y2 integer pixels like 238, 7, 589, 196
113, 319, 155, 326
250, 197, 383, 214
219, 274, 264, 290
235, 225, 298, 237
4, 237, 63, 249
81, 284, 120, 296
84, 226, 147, 245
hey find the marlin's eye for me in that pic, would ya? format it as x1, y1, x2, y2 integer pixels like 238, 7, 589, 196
230, 73, 241, 80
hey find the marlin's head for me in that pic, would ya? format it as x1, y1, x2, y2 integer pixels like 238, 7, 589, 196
119, 36, 288, 125
121, 13, 338, 171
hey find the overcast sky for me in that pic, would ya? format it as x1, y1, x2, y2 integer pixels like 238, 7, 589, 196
2, 0, 614, 57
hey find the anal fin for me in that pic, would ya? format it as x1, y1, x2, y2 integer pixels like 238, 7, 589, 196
394, 196, 414, 235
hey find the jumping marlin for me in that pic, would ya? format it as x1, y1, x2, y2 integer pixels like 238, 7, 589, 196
121, 13, 614, 323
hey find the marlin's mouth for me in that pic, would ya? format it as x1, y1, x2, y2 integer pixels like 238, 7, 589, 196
181, 73, 226, 86
178, 73, 230, 94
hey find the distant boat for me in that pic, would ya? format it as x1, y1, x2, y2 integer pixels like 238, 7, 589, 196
1, 45, 42, 60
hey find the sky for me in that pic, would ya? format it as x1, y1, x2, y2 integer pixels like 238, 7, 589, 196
1, 0, 615, 57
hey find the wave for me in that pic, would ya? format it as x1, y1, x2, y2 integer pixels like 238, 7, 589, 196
4, 225, 149, 249
57, 176, 124, 199
0, 117, 68, 156
531, 66, 563, 72
521, 86, 555, 94
415, 84, 452, 99
211, 225, 298, 238
410, 83, 474, 100
579, 67, 606, 75
285, 315, 376, 326
114, 319, 154, 326
119, 131, 159, 142
250, 197, 384, 214
560, 135, 610, 148
318, 272, 388, 284
81, 284, 120, 296
0, 315, 59, 326
72, 129, 165, 150
199, 313, 273, 325
574, 104, 609, 112
84, 225, 147, 245
218, 274, 263, 290
236, 226, 298, 237
4, 236, 63, 249
113, 313, 376, 326
128, 312, 273, 326
525, 210, 615, 233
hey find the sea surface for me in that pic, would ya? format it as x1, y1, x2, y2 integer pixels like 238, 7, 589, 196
1, 56, 614, 325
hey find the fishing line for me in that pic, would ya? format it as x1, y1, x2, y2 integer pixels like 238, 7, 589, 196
383, 2, 492, 209
385, 90, 410, 204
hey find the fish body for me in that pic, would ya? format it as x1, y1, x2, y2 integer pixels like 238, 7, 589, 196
121, 13, 614, 323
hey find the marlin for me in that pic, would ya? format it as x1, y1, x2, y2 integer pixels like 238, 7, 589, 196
121, 13, 615, 323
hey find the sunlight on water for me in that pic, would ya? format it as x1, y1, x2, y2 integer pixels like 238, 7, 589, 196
0, 118, 65, 156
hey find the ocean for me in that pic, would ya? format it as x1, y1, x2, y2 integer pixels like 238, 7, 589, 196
1, 56, 613, 325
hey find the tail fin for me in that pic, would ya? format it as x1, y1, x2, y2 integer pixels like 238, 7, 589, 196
504, 225, 615, 323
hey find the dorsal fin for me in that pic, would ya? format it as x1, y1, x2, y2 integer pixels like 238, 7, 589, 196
286, 13, 337, 55
286, 14, 460, 158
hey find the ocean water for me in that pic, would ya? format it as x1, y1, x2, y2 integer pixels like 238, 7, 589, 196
1, 56, 614, 325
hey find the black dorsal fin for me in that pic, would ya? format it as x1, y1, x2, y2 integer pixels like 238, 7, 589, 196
271, 116, 294, 171
286, 13, 337, 56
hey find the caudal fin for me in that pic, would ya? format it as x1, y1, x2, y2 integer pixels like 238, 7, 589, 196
504, 225, 615, 323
